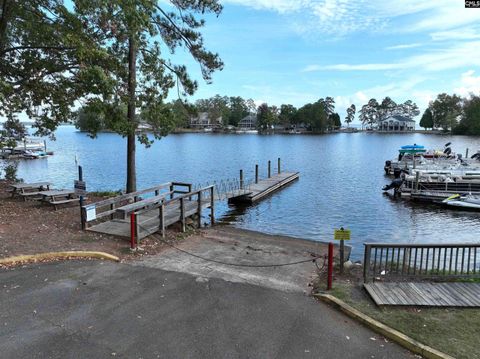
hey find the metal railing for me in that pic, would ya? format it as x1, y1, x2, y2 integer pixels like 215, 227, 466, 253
193, 178, 253, 201
363, 243, 480, 283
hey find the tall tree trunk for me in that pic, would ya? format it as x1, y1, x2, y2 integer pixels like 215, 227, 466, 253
126, 36, 137, 193
0, 0, 13, 54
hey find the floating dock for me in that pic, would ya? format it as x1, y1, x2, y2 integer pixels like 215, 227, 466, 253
228, 171, 299, 204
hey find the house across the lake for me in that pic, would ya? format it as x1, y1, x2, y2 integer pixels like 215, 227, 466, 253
378, 115, 415, 131
238, 114, 257, 130
190, 112, 222, 129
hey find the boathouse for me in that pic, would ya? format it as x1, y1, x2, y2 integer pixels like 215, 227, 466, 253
378, 115, 415, 131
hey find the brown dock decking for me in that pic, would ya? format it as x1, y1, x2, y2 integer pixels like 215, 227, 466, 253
365, 282, 480, 307
363, 243, 480, 308
228, 171, 299, 204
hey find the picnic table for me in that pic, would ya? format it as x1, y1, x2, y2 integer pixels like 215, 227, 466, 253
9, 182, 51, 200
39, 189, 79, 210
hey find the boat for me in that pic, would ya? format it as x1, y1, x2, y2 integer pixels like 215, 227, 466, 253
442, 194, 480, 210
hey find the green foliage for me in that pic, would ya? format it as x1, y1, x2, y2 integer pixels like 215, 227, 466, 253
2, 161, 21, 182
295, 100, 328, 132
419, 108, 434, 130
256, 103, 277, 129
345, 104, 356, 127
170, 99, 196, 128
227, 96, 249, 127
278, 104, 297, 127
0, 1, 110, 135
330, 113, 341, 129
454, 95, 480, 135
429, 93, 462, 130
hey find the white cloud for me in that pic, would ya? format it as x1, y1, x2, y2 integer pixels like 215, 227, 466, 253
224, 0, 306, 13
454, 70, 480, 97
385, 43, 422, 50
306, 41, 480, 72
431, 27, 480, 41
225, 0, 480, 37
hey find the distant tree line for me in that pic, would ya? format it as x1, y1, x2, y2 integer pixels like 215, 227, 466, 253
76, 94, 425, 133
419, 93, 480, 135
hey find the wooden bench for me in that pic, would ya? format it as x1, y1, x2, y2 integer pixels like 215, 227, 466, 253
39, 190, 78, 210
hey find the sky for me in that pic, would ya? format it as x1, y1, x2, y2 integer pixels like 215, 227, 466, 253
173, 0, 480, 123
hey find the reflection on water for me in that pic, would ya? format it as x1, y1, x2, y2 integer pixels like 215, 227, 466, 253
14, 126, 480, 259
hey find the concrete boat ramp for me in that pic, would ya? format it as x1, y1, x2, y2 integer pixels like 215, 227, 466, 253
132, 226, 349, 292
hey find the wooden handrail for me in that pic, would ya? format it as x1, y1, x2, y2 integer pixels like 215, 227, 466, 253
134, 185, 214, 216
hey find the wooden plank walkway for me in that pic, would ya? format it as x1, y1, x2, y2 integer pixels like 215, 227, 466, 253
87, 199, 211, 239
364, 282, 480, 307
228, 172, 299, 204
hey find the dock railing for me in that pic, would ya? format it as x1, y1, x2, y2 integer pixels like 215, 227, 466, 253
81, 182, 192, 229
363, 243, 480, 283
133, 185, 215, 238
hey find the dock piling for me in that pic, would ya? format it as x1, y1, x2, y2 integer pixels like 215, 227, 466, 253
255, 164, 259, 184
240, 170, 244, 189
466, 148, 469, 158
268, 161, 271, 178
278, 158, 281, 174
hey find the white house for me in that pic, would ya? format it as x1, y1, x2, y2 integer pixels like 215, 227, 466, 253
190, 112, 222, 129
378, 115, 415, 131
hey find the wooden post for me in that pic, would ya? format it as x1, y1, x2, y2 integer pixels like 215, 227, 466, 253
110, 203, 115, 220
188, 183, 192, 200
159, 203, 165, 237
466, 148, 469, 158
78, 165, 86, 230
255, 164, 258, 184
277, 158, 281, 174
268, 160, 271, 178
210, 186, 215, 225
169, 184, 174, 199
197, 191, 202, 228
340, 239, 345, 274
240, 170, 244, 189
180, 197, 186, 232
327, 243, 334, 290
363, 245, 371, 283
130, 213, 136, 250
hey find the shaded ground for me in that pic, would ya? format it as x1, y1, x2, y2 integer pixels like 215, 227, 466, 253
0, 181, 193, 260
0, 260, 413, 359
315, 265, 480, 359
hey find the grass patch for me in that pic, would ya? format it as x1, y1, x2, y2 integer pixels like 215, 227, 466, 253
324, 279, 480, 359
89, 190, 122, 197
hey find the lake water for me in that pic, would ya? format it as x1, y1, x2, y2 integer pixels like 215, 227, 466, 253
13, 126, 480, 259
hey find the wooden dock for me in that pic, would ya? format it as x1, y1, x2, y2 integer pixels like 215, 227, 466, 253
365, 282, 480, 307
82, 159, 299, 240
228, 172, 299, 204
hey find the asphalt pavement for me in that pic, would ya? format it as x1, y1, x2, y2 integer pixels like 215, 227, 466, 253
0, 260, 413, 358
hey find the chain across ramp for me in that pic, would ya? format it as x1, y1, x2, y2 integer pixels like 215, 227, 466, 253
193, 178, 253, 201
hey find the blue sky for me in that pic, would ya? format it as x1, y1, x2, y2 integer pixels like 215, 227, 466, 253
174, 0, 480, 123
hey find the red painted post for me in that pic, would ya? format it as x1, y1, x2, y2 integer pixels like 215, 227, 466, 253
130, 213, 136, 250
327, 242, 334, 290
